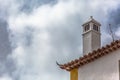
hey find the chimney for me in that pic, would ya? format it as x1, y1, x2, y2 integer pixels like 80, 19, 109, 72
82, 16, 101, 55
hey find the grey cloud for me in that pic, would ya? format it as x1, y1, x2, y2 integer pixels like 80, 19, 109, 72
0, 20, 14, 76
19, 0, 57, 13
0, 0, 18, 77
103, 5, 120, 41
107, 5, 120, 30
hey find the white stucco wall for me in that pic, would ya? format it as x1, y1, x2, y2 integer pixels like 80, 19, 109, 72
78, 49, 120, 80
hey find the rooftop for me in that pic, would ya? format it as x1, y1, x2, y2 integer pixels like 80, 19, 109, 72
57, 40, 120, 71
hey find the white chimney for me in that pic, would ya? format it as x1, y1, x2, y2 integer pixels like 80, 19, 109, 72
82, 16, 101, 55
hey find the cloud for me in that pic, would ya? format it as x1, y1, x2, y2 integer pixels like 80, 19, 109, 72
7, 0, 83, 80
0, 76, 12, 80
115, 27, 120, 38
105, 2, 120, 42
0, 0, 119, 80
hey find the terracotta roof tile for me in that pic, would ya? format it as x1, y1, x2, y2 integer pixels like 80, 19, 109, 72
58, 40, 120, 71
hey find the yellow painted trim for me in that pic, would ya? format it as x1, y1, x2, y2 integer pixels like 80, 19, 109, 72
70, 68, 78, 80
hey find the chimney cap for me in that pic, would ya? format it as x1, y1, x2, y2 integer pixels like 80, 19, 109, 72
82, 16, 101, 26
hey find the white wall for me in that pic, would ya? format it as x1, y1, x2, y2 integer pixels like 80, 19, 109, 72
78, 49, 120, 80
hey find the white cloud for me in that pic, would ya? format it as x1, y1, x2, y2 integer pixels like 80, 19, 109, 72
0, 75, 12, 80
7, 0, 82, 80
115, 27, 120, 37
8, 0, 81, 33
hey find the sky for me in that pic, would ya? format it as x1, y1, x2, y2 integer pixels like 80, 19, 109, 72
0, 0, 120, 80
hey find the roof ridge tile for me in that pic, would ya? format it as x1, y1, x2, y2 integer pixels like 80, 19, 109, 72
58, 40, 120, 71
